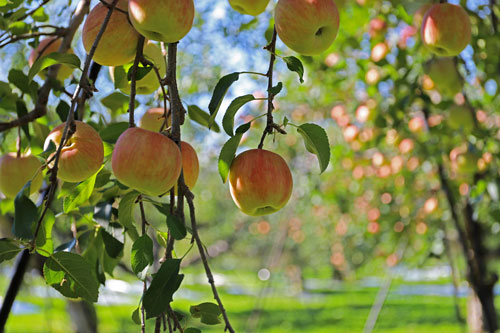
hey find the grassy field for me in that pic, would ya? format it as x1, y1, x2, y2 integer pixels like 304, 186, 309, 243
2, 270, 473, 333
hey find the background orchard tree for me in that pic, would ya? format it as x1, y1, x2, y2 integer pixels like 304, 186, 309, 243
0, 0, 499, 332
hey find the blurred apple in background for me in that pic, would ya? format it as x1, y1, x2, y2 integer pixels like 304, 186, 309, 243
44, 121, 104, 183
139, 108, 170, 132
421, 3, 471, 57
0, 153, 43, 199
447, 104, 475, 132
82, 0, 140, 66
275, 0, 340, 55
128, 0, 194, 43
424, 57, 463, 97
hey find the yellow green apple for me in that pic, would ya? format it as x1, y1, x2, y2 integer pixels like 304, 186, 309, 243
111, 127, 182, 196
128, 0, 194, 43
0, 153, 43, 198
44, 121, 104, 183
424, 57, 463, 96
82, 0, 140, 66
275, 0, 340, 56
109, 41, 166, 95
228, 0, 270, 16
139, 108, 170, 132
421, 3, 471, 57
28, 37, 74, 81
229, 149, 293, 216
447, 104, 475, 132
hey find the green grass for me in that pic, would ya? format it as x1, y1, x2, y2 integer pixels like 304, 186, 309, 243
3, 274, 472, 333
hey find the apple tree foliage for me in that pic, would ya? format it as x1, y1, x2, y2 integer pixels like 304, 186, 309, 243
0, 0, 499, 331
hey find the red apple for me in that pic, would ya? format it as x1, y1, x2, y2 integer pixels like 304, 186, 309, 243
28, 37, 74, 81
82, 0, 140, 66
109, 41, 166, 95
229, 0, 270, 16
128, 0, 194, 43
138, 108, 170, 132
275, 0, 340, 56
229, 149, 293, 216
179, 141, 199, 191
112, 127, 181, 196
369, 17, 387, 39
0, 153, 43, 198
44, 121, 104, 183
421, 3, 471, 57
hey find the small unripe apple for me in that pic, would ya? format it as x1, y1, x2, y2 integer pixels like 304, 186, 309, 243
424, 57, 463, 96
229, 149, 293, 216
228, 0, 270, 16
82, 0, 140, 66
275, 0, 340, 56
0, 153, 43, 198
28, 37, 74, 81
44, 121, 104, 183
139, 108, 170, 132
112, 127, 182, 196
128, 0, 194, 43
421, 3, 471, 57
447, 105, 475, 132
109, 41, 166, 95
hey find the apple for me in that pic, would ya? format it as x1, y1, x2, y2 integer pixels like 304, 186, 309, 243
371, 42, 389, 62
109, 41, 166, 95
28, 37, 74, 81
112, 127, 182, 196
424, 57, 463, 96
0, 153, 43, 198
275, 0, 340, 56
139, 108, 170, 132
229, 149, 293, 216
44, 121, 104, 183
82, 0, 140, 66
179, 141, 199, 191
447, 104, 475, 132
413, 3, 433, 28
369, 17, 387, 39
228, 0, 270, 16
421, 3, 471, 57
455, 151, 479, 174
128, 0, 195, 43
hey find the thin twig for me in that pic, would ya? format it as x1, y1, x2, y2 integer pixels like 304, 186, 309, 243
139, 197, 148, 333
0, 30, 64, 49
258, 26, 278, 150
16, 0, 52, 22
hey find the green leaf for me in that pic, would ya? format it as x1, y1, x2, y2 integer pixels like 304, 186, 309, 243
268, 82, 283, 96
0, 239, 22, 263
118, 191, 139, 241
28, 52, 80, 82
101, 92, 132, 114
187, 105, 220, 132
131, 235, 154, 277
63, 167, 101, 213
143, 259, 184, 319
32, 6, 48, 22
235, 122, 251, 135
131, 307, 141, 325
222, 94, 255, 137
208, 72, 240, 127
43, 252, 99, 303
100, 229, 124, 259
39, 140, 56, 159
35, 208, 55, 257
297, 123, 330, 173
16, 100, 30, 140
283, 56, 304, 83
8, 21, 29, 35
13, 181, 38, 239
99, 122, 129, 144
218, 134, 243, 184
9, 69, 37, 98
127, 64, 153, 82
167, 214, 186, 240
56, 100, 70, 123
190, 302, 222, 325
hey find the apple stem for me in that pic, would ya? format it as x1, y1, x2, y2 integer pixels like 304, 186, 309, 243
258, 25, 278, 150
128, 36, 146, 128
